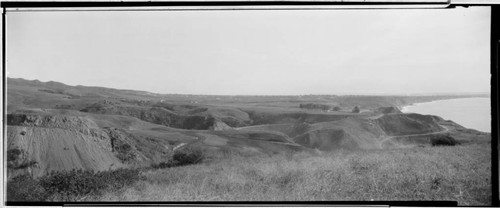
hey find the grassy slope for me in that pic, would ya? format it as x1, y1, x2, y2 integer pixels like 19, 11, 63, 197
97, 143, 491, 205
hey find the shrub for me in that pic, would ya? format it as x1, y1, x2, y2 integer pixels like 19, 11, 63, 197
151, 161, 174, 169
173, 146, 204, 166
151, 146, 205, 169
7, 148, 38, 169
35, 168, 142, 201
108, 131, 137, 163
97, 168, 141, 190
431, 135, 458, 146
39, 169, 105, 200
7, 174, 47, 201
7, 148, 22, 161
352, 106, 360, 113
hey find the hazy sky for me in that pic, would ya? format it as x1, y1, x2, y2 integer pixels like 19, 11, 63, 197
7, 7, 490, 95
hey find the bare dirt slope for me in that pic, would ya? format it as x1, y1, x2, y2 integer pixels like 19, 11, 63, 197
6, 114, 125, 178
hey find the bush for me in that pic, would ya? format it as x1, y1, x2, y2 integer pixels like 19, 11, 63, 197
7, 168, 143, 202
7, 174, 47, 201
7, 147, 38, 169
151, 161, 176, 169
7, 148, 22, 161
96, 168, 141, 190
151, 146, 205, 169
352, 106, 360, 113
115, 143, 136, 162
39, 169, 106, 200
173, 146, 204, 166
431, 135, 458, 146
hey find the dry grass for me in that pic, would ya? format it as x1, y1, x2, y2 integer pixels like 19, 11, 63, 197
97, 143, 491, 205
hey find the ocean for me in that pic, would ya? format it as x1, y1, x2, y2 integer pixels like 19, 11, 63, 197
401, 97, 491, 132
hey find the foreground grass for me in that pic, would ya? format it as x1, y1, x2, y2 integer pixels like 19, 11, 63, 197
97, 143, 491, 205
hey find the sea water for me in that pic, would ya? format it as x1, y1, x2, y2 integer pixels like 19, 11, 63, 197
401, 97, 491, 132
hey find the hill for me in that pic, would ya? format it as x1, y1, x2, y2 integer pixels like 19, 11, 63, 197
5, 78, 490, 177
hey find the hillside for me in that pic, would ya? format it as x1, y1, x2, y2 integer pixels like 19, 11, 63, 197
5, 78, 490, 177
7, 114, 125, 179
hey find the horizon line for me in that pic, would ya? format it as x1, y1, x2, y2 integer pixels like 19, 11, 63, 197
6, 76, 491, 97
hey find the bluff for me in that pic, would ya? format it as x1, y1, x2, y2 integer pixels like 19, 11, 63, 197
7, 114, 125, 178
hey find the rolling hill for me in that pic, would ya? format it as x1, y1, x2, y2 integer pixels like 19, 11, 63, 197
5, 78, 490, 177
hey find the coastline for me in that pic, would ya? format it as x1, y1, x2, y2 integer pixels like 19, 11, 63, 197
398, 96, 490, 113
399, 97, 491, 132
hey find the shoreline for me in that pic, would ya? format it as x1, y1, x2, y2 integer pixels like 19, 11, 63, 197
399, 97, 491, 133
399, 96, 490, 113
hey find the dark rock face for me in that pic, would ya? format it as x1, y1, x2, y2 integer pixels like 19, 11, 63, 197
376, 106, 402, 114
7, 114, 99, 130
81, 101, 245, 130
102, 128, 145, 163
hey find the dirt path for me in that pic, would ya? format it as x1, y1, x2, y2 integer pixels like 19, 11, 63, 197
266, 140, 303, 147
183, 130, 304, 150
378, 125, 450, 148
234, 124, 271, 130
169, 132, 207, 152
368, 114, 384, 120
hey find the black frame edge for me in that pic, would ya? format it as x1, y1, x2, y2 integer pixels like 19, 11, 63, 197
5, 201, 458, 206
491, 5, 499, 208
1, 1, 497, 207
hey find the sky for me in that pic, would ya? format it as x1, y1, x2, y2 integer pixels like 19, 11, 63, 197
6, 7, 491, 95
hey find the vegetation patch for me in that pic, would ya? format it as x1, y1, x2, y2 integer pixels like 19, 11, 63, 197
105, 128, 139, 163
7, 168, 142, 202
151, 146, 205, 169
299, 103, 334, 111
98, 143, 490, 205
7, 148, 23, 162
7, 148, 38, 170
7, 174, 47, 201
430, 134, 458, 146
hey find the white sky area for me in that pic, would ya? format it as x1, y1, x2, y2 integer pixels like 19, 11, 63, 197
7, 7, 490, 95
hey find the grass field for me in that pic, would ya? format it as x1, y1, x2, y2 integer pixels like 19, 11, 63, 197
95, 143, 491, 205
